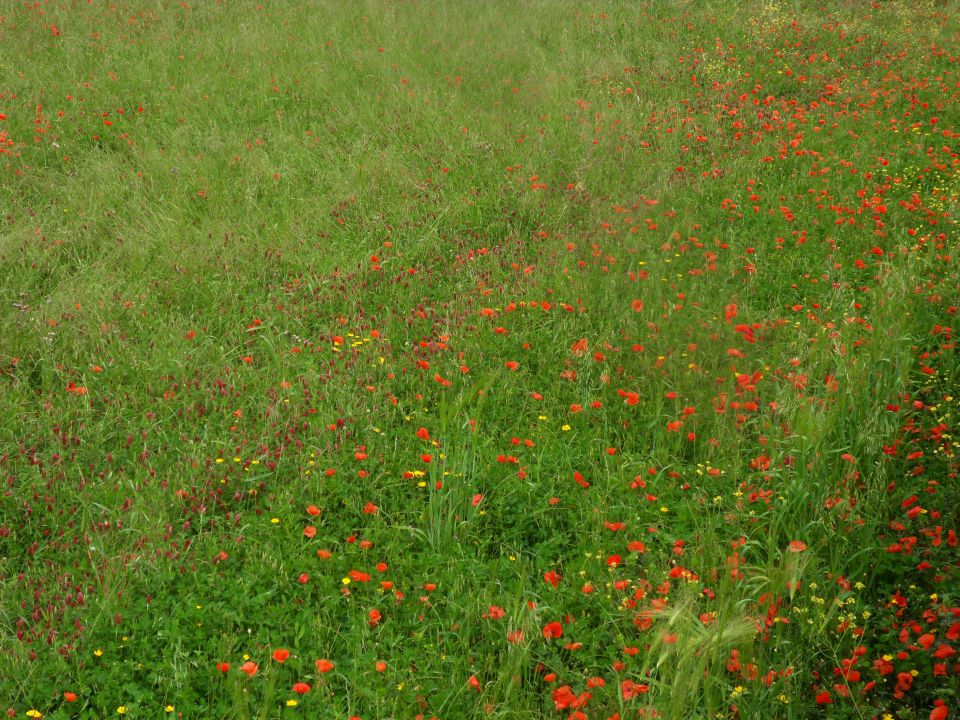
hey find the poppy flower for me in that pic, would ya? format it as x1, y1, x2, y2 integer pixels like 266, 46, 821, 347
216, 662, 230, 673
542, 621, 563, 639
63, 692, 78, 703
292, 682, 311, 695
315, 658, 335, 673
788, 540, 807, 552
272, 648, 290, 663
240, 661, 258, 677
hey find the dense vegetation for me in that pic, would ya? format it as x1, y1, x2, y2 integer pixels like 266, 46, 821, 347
1, 1, 958, 718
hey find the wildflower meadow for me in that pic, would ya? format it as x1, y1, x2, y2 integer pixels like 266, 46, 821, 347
1, 1, 959, 718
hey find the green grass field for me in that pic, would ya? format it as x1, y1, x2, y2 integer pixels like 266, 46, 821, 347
1, 1, 959, 718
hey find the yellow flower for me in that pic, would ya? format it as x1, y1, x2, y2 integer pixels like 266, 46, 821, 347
165, 707, 174, 713
94, 649, 103, 657
117, 707, 127, 715
561, 424, 571, 431
26, 711, 42, 719
286, 699, 298, 707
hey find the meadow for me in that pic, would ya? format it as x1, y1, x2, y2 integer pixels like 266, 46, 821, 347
1, 0, 959, 717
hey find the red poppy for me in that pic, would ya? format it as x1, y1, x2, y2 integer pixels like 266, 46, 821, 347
272, 648, 290, 663
788, 540, 807, 553
240, 661, 258, 677
216, 662, 230, 673
315, 659, 335, 673
292, 682, 311, 695
63, 692, 78, 702
542, 621, 563, 639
